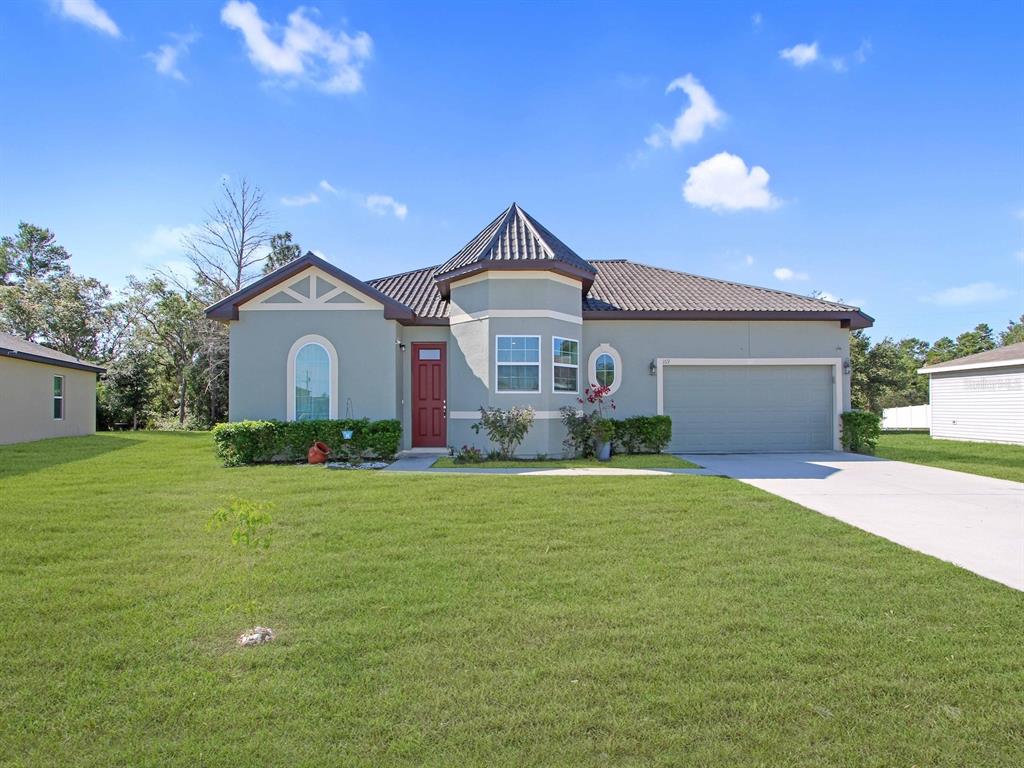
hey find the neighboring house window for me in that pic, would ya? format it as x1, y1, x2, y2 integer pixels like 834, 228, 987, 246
496, 335, 540, 392
588, 344, 622, 394
287, 335, 339, 420
53, 375, 64, 420
552, 337, 579, 393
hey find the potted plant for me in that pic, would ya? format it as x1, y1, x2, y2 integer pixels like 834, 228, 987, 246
578, 384, 616, 461
591, 417, 615, 461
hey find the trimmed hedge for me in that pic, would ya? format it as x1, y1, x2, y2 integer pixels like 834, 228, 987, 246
612, 415, 673, 454
840, 410, 881, 454
212, 419, 401, 467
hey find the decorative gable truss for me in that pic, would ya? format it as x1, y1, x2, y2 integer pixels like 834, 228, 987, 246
241, 267, 384, 311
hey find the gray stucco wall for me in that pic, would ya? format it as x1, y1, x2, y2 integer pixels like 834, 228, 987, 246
430, 317, 851, 456
0, 357, 97, 444
228, 309, 400, 422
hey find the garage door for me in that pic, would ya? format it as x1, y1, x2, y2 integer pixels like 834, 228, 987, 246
663, 364, 834, 453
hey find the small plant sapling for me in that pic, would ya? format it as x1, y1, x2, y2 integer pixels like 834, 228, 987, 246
208, 497, 275, 644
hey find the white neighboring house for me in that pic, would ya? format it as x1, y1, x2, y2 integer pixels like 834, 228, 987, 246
0, 332, 105, 445
918, 341, 1024, 445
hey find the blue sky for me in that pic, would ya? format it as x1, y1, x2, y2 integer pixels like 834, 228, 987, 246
2, 0, 1022, 342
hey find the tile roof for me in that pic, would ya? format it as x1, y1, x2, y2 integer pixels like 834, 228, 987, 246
0, 332, 105, 373
368, 259, 871, 327
367, 264, 449, 320
435, 203, 596, 278
584, 259, 863, 313
919, 340, 1024, 371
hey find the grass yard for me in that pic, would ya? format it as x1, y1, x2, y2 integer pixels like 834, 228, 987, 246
1, 432, 1022, 767
432, 453, 698, 469
877, 431, 1024, 483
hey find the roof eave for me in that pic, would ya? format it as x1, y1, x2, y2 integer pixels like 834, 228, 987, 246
582, 309, 874, 328
0, 348, 106, 374
918, 358, 1024, 374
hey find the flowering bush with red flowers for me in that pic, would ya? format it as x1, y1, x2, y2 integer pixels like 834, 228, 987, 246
578, 384, 616, 419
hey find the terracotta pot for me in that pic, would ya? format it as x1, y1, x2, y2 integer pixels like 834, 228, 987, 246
308, 441, 330, 464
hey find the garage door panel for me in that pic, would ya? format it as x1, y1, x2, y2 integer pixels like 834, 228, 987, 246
665, 365, 833, 453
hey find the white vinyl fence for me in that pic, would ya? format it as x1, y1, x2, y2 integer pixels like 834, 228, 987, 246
881, 404, 931, 431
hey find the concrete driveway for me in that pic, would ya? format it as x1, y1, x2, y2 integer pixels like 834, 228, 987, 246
682, 452, 1024, 591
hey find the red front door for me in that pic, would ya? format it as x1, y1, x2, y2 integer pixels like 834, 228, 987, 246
411, 342, 447, 447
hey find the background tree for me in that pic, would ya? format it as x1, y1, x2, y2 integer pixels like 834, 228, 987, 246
0, 222, 70, 284
926, 336, 957, 365
182, 178, 271, 297
262, 232, 302, 274
954, 323, 995, 357
999, 315, 1024, 346
126, 276, 207, 426
104, 349, 155, 429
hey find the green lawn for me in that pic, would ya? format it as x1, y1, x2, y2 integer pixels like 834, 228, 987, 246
432, 453, 698, 469
877, 431, 1024, 483
1, 433, 1022, 766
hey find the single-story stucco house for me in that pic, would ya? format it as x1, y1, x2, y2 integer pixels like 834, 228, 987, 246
206, 203, 873, 455
918, 341, 1024, 445
0, 332, 105, 445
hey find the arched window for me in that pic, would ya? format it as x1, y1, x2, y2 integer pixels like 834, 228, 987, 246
287, 335, 338, 420
588, 344, 622, 394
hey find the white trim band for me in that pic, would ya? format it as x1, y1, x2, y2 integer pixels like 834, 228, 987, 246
918, 358, 1024, 374
449, 410, 568, 420
449, 309, 583, 326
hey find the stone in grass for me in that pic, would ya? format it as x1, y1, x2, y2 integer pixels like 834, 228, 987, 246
326, 461, 390, 470
237, 626, 275, 647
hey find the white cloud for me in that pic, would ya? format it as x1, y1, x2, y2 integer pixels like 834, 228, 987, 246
922, 282, 1012, 306
780, 42, 819, 67
319, 179, 338, 194
147, 32, 199, 81
365, 194, 408, 220
744, 254, 755, 266
773, 267, 809, 282
1015, 250, 1024, 263
133, 224, 200, 260
683, 152, 780, 212
752, 13, 763, 28
280, 192, 319, 207
220, 1, 372, 94
55, 0, 120, 37
645, 74, 725, 149
782, 39, 871, 72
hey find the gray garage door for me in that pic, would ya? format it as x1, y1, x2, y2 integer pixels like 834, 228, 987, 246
664, 365, 834, 453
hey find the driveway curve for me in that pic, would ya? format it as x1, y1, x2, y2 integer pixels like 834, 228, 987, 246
683, 452, 1024, 591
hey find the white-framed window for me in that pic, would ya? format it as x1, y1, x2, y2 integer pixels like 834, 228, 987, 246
495, 335, 541, 392
588, 344, 622, 394
287, 334, 339, 420
52, 375, 64, 420
552, 336, 579, 393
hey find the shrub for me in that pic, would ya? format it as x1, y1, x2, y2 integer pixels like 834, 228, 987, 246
612, 416, 672, 454
212, 419, 402, 466
560, 406, 595, 457
472, 406, 535, 458
841, 410, 881, 454
452, 445, 485, 464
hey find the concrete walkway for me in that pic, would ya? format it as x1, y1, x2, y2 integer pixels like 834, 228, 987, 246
684, 452, 1024, 591
384, 455, 711, 476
